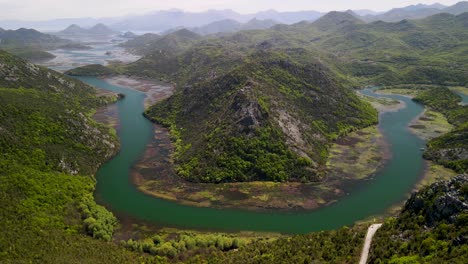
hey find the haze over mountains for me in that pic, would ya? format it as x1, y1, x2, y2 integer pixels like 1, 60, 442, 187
1, 1, 467, 32
57, 23, 117, 36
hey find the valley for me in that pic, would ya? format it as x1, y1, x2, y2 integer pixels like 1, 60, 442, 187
1, 1, 467, 263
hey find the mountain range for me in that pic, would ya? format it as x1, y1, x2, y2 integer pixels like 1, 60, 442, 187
56, 23, 117, 36
117, 10, 468, 183
1, 2, 467, 32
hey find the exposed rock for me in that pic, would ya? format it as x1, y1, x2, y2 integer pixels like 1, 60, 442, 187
403, 174, 468, 226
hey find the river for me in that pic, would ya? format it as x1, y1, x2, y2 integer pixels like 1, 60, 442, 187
78, 78, 427, 234
45, 42, 430, 234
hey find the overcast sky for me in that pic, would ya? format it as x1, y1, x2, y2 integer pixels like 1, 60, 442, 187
0, 0, 461, 20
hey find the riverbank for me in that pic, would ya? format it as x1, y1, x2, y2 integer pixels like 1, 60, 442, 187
130, 92, 392, 211
105, 76, 174, 108
360, 87, 460, 218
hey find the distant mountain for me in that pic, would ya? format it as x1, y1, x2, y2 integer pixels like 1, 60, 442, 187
60, 24, 88, 35
119, 33, 161, 54
111, 9, 245, 32
352, 9, 383, 16
192, 19, 241, 35
57, 23, 117, 36
251, 10, 322, 24
1, 1, 467, 32
120, 29, 200, 55
0, 28, 72, 61
443, 1, 468, 15
120, 31, 137, 38
362, 1, 468, 22
0, 28, 68, 47
110, 9, 323, 32
88, 23, 117, 35
312, 11, 364, 31
242, 18, 278, 30
191, 18, 278, 35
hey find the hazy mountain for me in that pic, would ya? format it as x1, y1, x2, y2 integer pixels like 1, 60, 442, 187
59, 24, 88, 35
120, 31, 137, 38
362, 1, 468, 22
111, 9, 245, 32
352, 9, 383, 16
0, 28, 67, 46
0, 17, 119, 31
1, 1, 467, 32
88, 23, 117, 35
251, 10, 322, 24
119, 33, 161, 54
443, 1, 468, 14
109, 9, 322, 32
311, 11, 364, 31
120, 29, 199, 55
57, 23, 117, 36
192, 19, 242, 35
191, 18, 278, 35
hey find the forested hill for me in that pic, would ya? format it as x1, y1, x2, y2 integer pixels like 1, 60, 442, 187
0, 28, 70, 61
0, 50, 142, 262
122, 11, 468, 183
143, 50, 377, 183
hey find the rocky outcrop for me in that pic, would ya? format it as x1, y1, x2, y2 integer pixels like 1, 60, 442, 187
424, 148, 468, 166
403, 174, 468, 226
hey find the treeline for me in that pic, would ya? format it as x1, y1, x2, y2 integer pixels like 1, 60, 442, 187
122, 232, 245, 260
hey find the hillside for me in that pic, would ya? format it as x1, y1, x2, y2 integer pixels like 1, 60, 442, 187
57, 23, 117, 36
191, 18, 278, 35
187, 174, 467, 263
116, 11, 468, 183
0, 50, 145, 262
362, 1, 468, 22
119, 33, 161, 55
0, 28, 69, 61
121, 29, 200, 55
0, 28, 67, 46
412, 88, 468, 173
141, 49, 377, 183
369, 174, 468, 263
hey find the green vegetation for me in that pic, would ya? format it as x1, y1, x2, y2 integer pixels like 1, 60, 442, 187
5, 47, 56, 62
413, 88, 468, 173
0, 51, 143, 263
2, 9, 468, 262
189, 225, 367, 263
0, 28, 71, 61
123, 11, 468, 184
65, 64, 118, 76
369, 175, 468, 263
122, 231, 249, 260
144, 52, 377, 183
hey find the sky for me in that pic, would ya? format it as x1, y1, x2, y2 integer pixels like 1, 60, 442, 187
0, 0, 462, 20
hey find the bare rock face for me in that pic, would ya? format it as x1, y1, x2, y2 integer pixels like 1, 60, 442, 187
231, 87, 267, 134
404, 174, 468, 226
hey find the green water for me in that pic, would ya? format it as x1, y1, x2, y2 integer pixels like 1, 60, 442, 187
79, 77, 426, 234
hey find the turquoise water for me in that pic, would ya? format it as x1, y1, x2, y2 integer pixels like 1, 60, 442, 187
453, 90, 468, 104
79, 77, 426, 234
